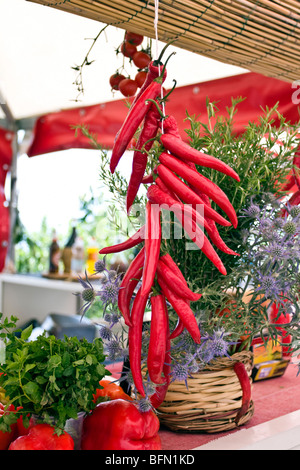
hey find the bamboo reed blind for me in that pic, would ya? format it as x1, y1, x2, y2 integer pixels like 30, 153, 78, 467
27, 0, 300, 82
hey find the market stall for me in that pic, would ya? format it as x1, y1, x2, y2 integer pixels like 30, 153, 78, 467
0, 0, 300, 453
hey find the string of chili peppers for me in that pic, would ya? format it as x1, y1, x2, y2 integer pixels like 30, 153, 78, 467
98, 42, 246, 405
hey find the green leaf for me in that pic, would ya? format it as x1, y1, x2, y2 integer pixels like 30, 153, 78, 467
85, 354, 93, 365
21, 325, 33, 341
24, 363, 36, 373
23, 381, 41, 402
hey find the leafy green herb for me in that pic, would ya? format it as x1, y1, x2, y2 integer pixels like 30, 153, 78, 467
0, 315, 110, 434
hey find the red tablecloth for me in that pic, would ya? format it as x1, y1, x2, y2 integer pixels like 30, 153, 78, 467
106, 361, 300, 450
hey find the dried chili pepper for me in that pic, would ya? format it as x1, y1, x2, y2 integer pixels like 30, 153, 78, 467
147, 293, 168, 384
126, 103, 161, 213
128, 287, 149, 397
131, 60, 166, 106
149, 304, 171, 409
118, 247, 145, 327
169, 318, 185, 339
233, 361, 252, 426
162, 115, 181, 138
156, 258, 201, 301
159, 152, 238, 228
147, 184, 227, 275
142, 174, 154, 184
155, 176, 181, 201
99, 225, 145, 255
156, 272, 201, 344
157, 162, 231, 227
140, 202, 161, 297
110, 80, 163, 174
159, 253, 186, 285
174, 206, 227, 275
160, 132, 240, 181
184, 162, 239, 256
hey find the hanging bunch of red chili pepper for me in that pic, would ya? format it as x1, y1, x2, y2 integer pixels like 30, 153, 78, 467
99, 49, 242, 407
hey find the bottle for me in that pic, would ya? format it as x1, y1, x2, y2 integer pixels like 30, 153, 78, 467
71, 236, 85, 274
49, 231, 60, 274
61, 226, 77, 274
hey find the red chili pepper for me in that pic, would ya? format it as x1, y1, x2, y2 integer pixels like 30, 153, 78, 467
99, 225, 145, 255
159, 253, 186, 285
118, 247, 145, 327
128, 288, 149, 397
156, 272, 201, 343
147, 185, 227, 275
233, 362, 252, 426
184, 163, 239, 256
140, 202, 161, 297
131, 59, 167, 107
160, 132, 240, 181
169, 318, 185, 339
147, 294, 168, 385
174, 207, 227, 275
142, 174, 154, 184
157, 162, 231, 227
159, 152, 238, 228
159, 253, 189, 339
162, 115, 182, 138
149, 302, 171, 409
292, 150, 300, 189
147, 182, 207, 229
288, 189, 300, 206
156, 258, 201, 301
126, 103, 161, 213
155, 176, 181, 201
110, 79, 163, 174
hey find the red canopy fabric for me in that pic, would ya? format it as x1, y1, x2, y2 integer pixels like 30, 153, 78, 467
0, 127, 14, 186
26, 72, 300, 158
0, 126, 14, 272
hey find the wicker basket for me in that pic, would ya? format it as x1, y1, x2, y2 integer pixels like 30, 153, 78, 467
157, 351, 254, 433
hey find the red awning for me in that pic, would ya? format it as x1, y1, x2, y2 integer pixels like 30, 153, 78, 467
0, 126, 14, 272
26, 72, 299, 158
0, 127, 14, 185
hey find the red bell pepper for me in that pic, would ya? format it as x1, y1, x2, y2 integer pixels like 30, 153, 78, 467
8, 423, 74, 450
0, 403, 17, 450
81, 399, 162, 450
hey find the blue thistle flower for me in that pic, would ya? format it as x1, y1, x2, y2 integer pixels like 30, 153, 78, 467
255, 273, 281, 299
98, 277, 121, 309
94, 256, 107, 274
283, 221, 297, 235
199, 329, 232, 363
242, 203, 261, 219
105, 339, 123, 361
137, 398, 153, 413
99, 325, 113, 341
290, 205, 300, 218
170, 362, 192, 388
76, 271, 99, 316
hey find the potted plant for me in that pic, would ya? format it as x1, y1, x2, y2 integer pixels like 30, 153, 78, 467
0, 314, 110, 448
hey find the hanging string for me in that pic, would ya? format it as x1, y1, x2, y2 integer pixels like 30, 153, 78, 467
154, 0, 165, 132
